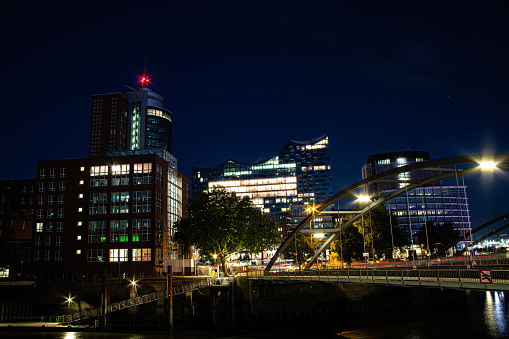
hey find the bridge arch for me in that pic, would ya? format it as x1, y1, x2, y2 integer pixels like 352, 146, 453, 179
266, 154, 509, 271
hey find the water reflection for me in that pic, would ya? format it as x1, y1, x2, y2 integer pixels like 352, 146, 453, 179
483, 292, 507, 338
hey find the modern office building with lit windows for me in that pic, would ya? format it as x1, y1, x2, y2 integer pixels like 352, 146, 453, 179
90, 82, 173, 158
126, 87, 173, 153
192, 134, 333, 213
31, 152, 180, 276
362, 151, 471, 244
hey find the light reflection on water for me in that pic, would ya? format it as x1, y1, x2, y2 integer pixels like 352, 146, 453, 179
483, 292, 507, 338
3, 292, 509, 339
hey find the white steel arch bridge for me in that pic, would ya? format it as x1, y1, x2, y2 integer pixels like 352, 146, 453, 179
266, 154, 509, 272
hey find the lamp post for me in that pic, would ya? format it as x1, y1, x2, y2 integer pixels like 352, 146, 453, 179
306, 205, 317, 268
358, 196, 371, 267
130, 275, 138, 298
65, 293, 73, 315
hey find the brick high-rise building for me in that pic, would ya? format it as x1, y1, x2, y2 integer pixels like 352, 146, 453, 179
89, 93, 129, 158
32, 151, 180, 276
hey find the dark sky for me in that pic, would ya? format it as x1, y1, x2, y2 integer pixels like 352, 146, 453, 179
1, 1, 508, 235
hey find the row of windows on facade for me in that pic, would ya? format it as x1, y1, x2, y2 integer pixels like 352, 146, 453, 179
35, 218, 154, 233
395, 216, 471, 224
38, 182, 66, 192
39, 168, 66, 179
33, 248, 151, 262
392, 209, 471, 216
38, 195, 65, 205
35, 221, 152, 244
388, 197, 469, 203
389, 204, 469, 211
36, 195, 161, 217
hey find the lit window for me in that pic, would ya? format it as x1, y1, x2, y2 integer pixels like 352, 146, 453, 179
77, 235, 82, 240
77, 221, 82, 226
79, 180, 84, 185
79, 194, 83, 198
78, 207, 83, 212
36, 222, 44, 232
80, 167, 85, 172
76, 250, 81, 255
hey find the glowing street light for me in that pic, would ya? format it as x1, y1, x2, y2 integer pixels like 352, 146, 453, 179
357, 195, 371, 203
480, 161, 497, 170
64, 293, 74, 315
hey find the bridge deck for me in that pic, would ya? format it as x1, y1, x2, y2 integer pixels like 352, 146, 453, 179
248, 268, 509, 292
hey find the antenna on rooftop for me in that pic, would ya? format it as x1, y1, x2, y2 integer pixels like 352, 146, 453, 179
137, 52, 151, 88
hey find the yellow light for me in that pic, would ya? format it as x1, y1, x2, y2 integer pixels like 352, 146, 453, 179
357, 195, 371, 202
213, 254, 217, 259
313, 233, 324, 238
480, 161, 497, 170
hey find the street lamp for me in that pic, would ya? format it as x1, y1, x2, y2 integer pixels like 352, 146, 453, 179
129, 275, 138, 298
479, 161, 497, 170
64, 293, 74, 315
306, 205, 317, 268
357, 195, 373, 267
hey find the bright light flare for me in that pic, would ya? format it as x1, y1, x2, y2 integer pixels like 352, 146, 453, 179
313, 233, 325, 238
305, 205, 317, 213
64, 294, 74, 304
480, 161, 497, 170
357, 195, 371, 202
138, 74, 151, 86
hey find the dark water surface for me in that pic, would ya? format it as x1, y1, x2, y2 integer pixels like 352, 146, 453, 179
2, 291, 509, 338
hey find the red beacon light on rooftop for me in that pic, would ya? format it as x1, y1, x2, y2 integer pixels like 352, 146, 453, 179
138, 74, 151, 87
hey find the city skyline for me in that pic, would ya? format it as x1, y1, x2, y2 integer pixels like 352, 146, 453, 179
1, 1, 508, 230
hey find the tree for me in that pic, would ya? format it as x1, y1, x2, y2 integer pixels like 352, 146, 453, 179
365, 205, 407, 258
416, 221, 459, 254
173, 187, 279, 275
332, 220, 365, 264
281, 235, 315, 269
331, 204, 407, 263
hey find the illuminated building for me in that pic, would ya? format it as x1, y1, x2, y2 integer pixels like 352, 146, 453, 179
126, 86, 173, 153
192, 134, 333, 213
31, 152, 180, 276
362, 151, 471, 243
90, 77, 173, 157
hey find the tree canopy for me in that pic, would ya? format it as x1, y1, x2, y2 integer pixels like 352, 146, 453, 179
173, 187, 279, 274
416, 221, 459, 254
282, 234, 315, 269
332, 204, 407, 263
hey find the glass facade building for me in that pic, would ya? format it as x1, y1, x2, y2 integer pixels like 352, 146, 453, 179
193, 134, 333, 213
362, 151, 471, 243
126, 87, 173, 153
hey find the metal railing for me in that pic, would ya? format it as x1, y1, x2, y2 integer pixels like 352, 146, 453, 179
248, 267, 509, 291
57, 278, 211, 324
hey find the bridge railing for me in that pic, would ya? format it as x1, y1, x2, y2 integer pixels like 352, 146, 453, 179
248, 268, 509, 286
57, 278, 212, 324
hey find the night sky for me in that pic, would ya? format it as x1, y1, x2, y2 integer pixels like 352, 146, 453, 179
1, 1, 508, 235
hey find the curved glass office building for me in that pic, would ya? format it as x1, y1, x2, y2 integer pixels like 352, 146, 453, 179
126, 87, 173, 153
192, 135, 333, 213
